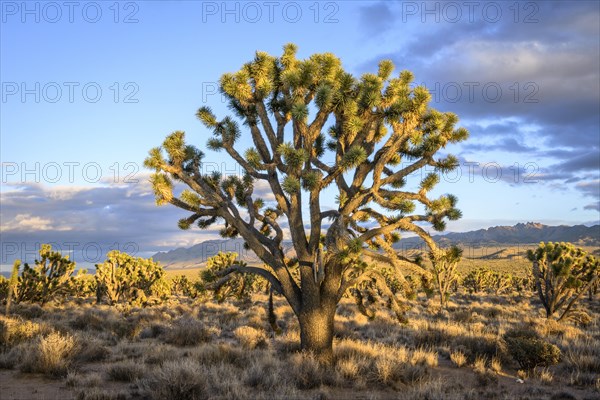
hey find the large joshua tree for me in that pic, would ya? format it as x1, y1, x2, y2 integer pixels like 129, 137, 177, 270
145, 44, 468, 361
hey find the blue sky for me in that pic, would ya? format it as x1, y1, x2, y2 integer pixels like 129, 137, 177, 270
1, 1, 599, 268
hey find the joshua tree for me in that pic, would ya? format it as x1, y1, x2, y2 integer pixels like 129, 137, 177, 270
5, 260, 20, 315
17, 244, 76, 306
527, 242, 599, 321
95, 250, 168, 306
429, 246, 462, 308
145, 44, 468, 361
200, 251, 266, 301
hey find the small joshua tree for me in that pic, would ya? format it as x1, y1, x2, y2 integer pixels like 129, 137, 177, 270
199, 251, 266, 302
429, 246, 462, 308
5, 260, 20, 315
17, 245, 76, 306
95, 251, 168, 306
527, 242, 599, 321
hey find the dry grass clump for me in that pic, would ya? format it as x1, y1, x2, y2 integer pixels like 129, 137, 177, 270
143, 344, 179, 366
70, 309, 108, 331
138, 358, 208, 400
410, 347, 438, 367
535, 367, 554, 385
233, 325, 268, 349
471, 355, 499, 387
0, 342, 28, 369
450, 350, 467, 368
75, 388, 129, 400
106, 359, 146, 382
289, 352, 339, 389
11, 303, 45, 319
0, 315, 50, 349
139, 323, 167, 339
163, 317, 210, 346
20, 331, 78, 377
66, 371, 103, 388
191, 343, 251, 368
564, 339, 600, 375
243, 352, 286, 391
332, 339, 437, 387
275, 328, 301, 354
490, 356, 502, 373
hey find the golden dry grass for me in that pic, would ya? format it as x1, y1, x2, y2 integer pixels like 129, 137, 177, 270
0, 276, 598, 399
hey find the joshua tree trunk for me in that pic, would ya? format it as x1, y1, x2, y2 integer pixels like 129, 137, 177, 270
299, 305, 336, 362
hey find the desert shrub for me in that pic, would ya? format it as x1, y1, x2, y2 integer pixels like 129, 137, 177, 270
452, 333, 506, 361
144, 344, 178, 366
106, 360, 146, 382
192, 343, 251, 368
95, 250, 170, 306
0, 343, 27, 369
16, 244, 76, 306
233, 325, 268, 349
75, 340, 110, 363
138, 358, 208, 400
163, 317, 210, 346
243, 354, 285, 390
503, 328, 561, 371
70, 309, 106, 331
139, 323, 167, 339
0, 316, 49, 349
111, 316, 143, 340
20, 331, 78, 377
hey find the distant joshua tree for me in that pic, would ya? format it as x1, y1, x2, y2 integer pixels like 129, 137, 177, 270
145, 44, 468, 361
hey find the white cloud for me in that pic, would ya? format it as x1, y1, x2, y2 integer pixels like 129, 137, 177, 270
1, 213, 72, 232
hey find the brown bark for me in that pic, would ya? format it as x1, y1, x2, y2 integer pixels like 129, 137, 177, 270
299, 304, 336, 364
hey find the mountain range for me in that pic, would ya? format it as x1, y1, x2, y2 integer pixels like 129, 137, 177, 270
151, 222, 599, 269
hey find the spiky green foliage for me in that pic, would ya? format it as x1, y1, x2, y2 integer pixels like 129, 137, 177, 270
171, 275, 198, 297
16, 245, 76, 307
199, 252, 266, 302
145, 44, 469, 359
5, 260, 20, 315
95, 251, 169, 306
71, 269, 96, 298
527, 242, 599, 321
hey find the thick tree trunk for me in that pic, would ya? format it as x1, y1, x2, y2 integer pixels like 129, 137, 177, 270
298, 305, 336, 363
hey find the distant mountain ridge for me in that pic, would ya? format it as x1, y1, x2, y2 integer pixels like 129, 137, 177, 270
394, 222, 600, 249
151, 239, 295, 269
152, 223, 599, 269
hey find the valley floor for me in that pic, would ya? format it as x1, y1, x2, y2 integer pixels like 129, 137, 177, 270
1, 292, 599, 400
